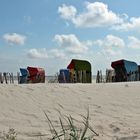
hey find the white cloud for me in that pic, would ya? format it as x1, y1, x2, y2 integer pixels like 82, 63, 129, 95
127, 36, 140, 49
27, 48, 48, 59
104, 35, 125, 48
58, 2, 123, 28
58, 4, 77, 20
3, 33, 26, 45
27, 34, 90, 60
54, 34, 88, 54
49, 49, 66, 59
113, 17, 140, 31
95, 35, 125, 49
26, 34, 126, 69
58, 2, 140, 33
27, 48, 65, 60
93, 35, 125, 56
105, 48, 122, 56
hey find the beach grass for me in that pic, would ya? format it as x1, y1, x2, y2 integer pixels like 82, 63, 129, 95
0, 111, 99, 140
0, 128, 17, 140
44, 110, 99, 140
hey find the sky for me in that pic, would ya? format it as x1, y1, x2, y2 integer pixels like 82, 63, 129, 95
1, 0, 140, 75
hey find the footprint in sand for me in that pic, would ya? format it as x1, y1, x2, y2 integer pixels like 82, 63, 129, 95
109, 124, 120, 133
27, 87, 34, 91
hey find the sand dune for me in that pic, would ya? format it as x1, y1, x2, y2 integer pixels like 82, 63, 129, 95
0, 82, 140, 140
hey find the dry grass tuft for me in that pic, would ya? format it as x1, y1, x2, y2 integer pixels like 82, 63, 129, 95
0, 128, 17, 140
44, 110, 99, 140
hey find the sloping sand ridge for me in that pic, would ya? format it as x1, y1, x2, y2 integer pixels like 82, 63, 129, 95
0, 82, 140, 140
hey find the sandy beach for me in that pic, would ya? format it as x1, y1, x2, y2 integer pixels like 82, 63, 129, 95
0, 82, 140, 140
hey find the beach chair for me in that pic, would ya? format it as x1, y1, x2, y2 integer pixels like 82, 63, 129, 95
19, 68, 29, 84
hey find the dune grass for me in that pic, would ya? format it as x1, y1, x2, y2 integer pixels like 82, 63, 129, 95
0, 111, 99, 140
0, 128, 17, 140
44, 110, 99, 140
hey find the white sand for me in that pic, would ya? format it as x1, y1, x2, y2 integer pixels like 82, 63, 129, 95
0, 82, 140, 140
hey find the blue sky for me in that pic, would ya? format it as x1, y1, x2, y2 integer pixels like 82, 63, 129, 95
1, 0, 140, 75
